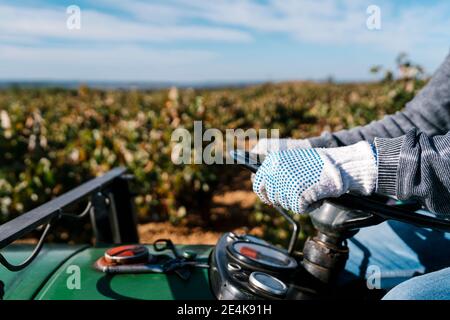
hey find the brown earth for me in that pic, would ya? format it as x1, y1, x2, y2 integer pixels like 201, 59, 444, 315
139, 174, 260, 244
138, 220, 262, 245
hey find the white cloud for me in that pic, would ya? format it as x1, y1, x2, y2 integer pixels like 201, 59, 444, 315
0, 4, 251, 43
104, 0, 450, 53
1, 0, 450, 81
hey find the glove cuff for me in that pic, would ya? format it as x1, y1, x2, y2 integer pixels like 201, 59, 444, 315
318, 141, 378, 195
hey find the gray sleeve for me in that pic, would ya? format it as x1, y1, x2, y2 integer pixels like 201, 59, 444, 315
375, 129, 450, 218
308, 52, 450, 148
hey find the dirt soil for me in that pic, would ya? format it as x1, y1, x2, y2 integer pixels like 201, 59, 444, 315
138, 220, 262, 245
139, 171, 261, 244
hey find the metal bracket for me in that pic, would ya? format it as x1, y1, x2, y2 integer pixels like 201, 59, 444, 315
274, 205, 300, 255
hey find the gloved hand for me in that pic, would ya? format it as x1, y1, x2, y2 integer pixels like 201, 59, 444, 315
251, 138, 312, 157
252, 141, 378, 214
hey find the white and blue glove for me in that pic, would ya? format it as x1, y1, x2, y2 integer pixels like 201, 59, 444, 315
252, 141, 378, 214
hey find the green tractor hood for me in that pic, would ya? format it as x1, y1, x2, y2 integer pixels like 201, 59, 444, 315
1, 244, 214, 300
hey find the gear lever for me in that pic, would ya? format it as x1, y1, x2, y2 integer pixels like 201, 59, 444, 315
230, 150, 384, 283
231, 148, 450, 285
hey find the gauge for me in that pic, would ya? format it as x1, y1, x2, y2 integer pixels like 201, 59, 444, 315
242, 234, 270, 246
227, 241, 297, 271
104, 245, 150, 265
249, 272, 287, 297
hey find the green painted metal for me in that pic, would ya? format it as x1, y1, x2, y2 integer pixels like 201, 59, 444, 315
0, 244, 88, 300
34, 244, 214, 300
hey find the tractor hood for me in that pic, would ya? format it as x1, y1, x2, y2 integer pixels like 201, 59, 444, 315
1, 244, 214, 300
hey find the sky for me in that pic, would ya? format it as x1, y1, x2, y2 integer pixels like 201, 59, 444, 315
1, 0, 450, 83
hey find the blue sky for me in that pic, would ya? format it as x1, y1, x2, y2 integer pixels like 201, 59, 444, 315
1, 0, 450, 82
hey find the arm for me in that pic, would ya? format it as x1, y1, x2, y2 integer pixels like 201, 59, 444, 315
253, 54, 450, 217
309, 52, 450, 148
375, 129, 450, 218
252, 129, 450, 219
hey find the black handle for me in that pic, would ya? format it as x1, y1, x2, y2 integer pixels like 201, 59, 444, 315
329, 194, 450, 232
229, 150, 261, 173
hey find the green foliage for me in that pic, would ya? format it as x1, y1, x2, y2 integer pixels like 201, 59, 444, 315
0, 79, 426, 241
